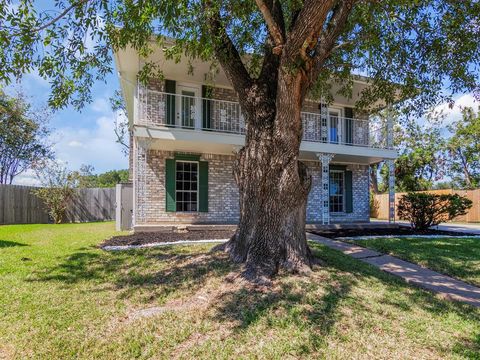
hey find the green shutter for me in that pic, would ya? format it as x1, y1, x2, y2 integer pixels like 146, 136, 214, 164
345, 170, 353, 213
165, 80, 176, 126
165, 159, 176, 212
199, 161, 208, 212
344, 107, 354, 145
202, 85, 212, 130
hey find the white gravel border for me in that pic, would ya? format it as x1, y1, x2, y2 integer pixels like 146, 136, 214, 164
102, 238, 229, 251
336, 235, 480, 241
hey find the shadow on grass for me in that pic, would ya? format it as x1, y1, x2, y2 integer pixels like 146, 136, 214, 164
28, 240, 480, 355
29, 245, 235, 303
0, 240, 28, 248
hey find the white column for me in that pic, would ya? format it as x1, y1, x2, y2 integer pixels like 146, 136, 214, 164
320, 100, 328, 143
386, 112, 394, 149
317, 153, 334, 225
134, 138, 148, 226
387, 159, 395, 223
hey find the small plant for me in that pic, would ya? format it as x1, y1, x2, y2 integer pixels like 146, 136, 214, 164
369, 193, 380, 218
397, 192, 472, 230
32, 161, 79, 224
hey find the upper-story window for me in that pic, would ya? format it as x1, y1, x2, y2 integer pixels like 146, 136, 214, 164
175, 161, 198, 212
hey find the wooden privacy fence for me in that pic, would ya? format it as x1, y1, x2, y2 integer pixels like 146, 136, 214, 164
373, 189, 480, 223
0, 184, 116, 225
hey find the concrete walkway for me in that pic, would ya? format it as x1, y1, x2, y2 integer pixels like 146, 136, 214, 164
308, 233, 480, 308
371, 219, 480, 235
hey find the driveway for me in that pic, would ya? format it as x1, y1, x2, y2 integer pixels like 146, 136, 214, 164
371, 219, 480, 235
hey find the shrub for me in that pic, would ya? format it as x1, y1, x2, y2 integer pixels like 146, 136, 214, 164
370, 193, 380, 218
397, 192, 472, 230
32, 161, 78, 224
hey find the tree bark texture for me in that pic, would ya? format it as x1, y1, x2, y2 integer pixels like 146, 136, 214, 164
206, 0, 356, 280
220, 67, 313, 280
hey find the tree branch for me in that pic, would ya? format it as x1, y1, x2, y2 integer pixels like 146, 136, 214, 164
204, 1, 253, 101
13, 0, 90, 35
255, 0, 285, 49
285, 0, 336, 62
309, 0, 357, 86
259, 0, 285, 84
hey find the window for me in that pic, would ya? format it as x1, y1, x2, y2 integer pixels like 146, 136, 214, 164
329, 170, 345, 213
175, 161, 198, 212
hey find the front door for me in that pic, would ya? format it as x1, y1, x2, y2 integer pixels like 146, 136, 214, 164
329, 109, 343, 144
176, 84, 201, 129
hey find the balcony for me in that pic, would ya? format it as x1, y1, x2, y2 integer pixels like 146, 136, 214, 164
136, 88, 392, 150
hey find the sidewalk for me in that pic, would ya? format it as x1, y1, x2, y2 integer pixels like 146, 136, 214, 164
308, 233, 480, 308
371, 219, 480, 235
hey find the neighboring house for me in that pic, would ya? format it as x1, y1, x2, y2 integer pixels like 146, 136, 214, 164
114, 44, 397, 231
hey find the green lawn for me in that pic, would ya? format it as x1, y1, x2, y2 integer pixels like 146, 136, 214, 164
1, 223, 480, 359
350, 236, 480, 287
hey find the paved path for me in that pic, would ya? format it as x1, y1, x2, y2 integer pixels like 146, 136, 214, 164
308, 233, 480, 308
371, 219, 480, 235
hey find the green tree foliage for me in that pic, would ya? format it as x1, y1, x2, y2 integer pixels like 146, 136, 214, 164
0, 89, 53, 184
372, 113, 446, 193
32, 161, 79, 224
446, 107, 480, 189
0, 1, 478, 111
390, 120, 447, 191
75, 164, 129, 188
397, 192, 472, 230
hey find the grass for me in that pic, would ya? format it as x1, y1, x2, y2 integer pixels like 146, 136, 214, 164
349, 236, 480, 287
0, 222, 479, 359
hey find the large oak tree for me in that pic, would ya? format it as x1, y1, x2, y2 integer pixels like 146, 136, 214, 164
1, 0, 479, 280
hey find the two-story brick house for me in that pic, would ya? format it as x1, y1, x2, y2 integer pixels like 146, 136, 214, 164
114, 43, 397, 232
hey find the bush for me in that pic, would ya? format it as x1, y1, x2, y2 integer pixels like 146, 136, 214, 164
370, 193, 380, 218
397, 192, 472, 230
32, 161, 78, 224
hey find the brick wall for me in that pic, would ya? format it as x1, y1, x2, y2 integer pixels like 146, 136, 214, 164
134, 147, 240, 224
133, 143, 370, 225
305, 161, 370, 223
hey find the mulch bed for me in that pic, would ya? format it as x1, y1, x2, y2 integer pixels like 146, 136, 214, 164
101, 230, 234, 248
309, 226, 472, 239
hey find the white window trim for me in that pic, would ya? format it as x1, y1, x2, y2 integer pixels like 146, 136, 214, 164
174, 160, 200, 213
176, 82, 202, 129
329, 170, 346, 214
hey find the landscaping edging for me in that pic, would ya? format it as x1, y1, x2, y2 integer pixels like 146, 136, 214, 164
102, 239, 229, 251
336, 235, 480, 240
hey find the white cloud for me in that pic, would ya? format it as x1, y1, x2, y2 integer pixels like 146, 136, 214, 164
90, 97, 111, 114
12, 169, 41, 187
52, 113, 128, 173
432, 93, 479, 125
67, 140, 85, 148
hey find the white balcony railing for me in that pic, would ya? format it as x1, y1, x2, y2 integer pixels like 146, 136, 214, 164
137, 88, 391, 149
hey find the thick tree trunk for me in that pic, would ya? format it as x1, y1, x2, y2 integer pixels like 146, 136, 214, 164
219, 70, 312, 281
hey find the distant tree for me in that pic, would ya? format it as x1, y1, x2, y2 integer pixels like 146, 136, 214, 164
109, 90, 129, 157
380, 120, 447, 192
446, 107, 480, 189
75, 164, 129, 188
0, 90, 53, 184
432, 181, 454, 190
33, 161, 79, 224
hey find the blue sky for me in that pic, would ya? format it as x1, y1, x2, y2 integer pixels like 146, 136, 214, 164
8, 69, 129, 185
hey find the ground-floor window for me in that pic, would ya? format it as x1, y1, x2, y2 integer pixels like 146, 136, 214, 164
175, 161, 198, 212
329, 170, 345, 213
